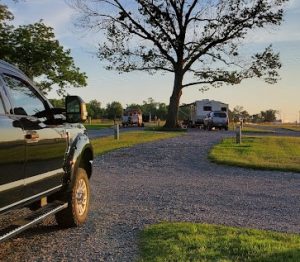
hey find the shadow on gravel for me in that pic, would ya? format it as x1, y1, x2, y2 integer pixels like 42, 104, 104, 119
4, 225, 63, 243
11, 224, 61, 241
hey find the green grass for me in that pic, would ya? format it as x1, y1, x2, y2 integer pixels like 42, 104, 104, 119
91, 131, 183, 156
241, 126, 275, 134
84, 124, 113, 130
209, 136, 300, 172
281, 126, 300, 132
145, 126, 188, 132
139, 222, 300, 262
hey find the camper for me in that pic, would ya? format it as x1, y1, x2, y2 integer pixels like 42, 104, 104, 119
122, 107, 144, 127
183, 99, 228, 127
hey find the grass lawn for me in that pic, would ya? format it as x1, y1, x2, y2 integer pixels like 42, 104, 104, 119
241, 126, 275, 134
84, 124, 113, 130
91, 131, 183, 156
281, 126, 300, 132
139, 222, 300, 262
209, 136, 300, 172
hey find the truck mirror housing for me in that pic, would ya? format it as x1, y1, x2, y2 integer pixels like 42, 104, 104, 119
66, 96, 88, 123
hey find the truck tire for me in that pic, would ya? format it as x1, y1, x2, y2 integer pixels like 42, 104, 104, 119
55, 168, 90, 227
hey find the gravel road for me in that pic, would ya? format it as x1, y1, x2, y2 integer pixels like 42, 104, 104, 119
86, 126, 143, 139
0, 130, 299, 261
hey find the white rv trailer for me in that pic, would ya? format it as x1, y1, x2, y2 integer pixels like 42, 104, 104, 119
187, 99, 228, 126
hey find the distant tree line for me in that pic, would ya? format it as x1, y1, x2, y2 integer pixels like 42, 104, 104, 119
49, 97, 169, 121
49, 98, 279, 123
230, 106, 279, 123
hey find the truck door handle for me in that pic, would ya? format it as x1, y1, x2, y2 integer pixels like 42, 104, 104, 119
25, 131, 39, 140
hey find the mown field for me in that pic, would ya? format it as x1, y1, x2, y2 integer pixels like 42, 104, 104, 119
139, 223, 300, 262
209, 136, 300, 172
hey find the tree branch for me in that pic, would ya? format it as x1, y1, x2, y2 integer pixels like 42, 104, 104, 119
113, 0, 176, 66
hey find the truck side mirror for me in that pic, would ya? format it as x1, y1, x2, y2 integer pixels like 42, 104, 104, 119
65, 96, 88, 123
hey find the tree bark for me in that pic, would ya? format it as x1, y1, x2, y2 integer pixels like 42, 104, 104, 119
165, 70, 183, 128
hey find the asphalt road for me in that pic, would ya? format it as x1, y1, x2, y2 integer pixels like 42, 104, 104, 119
0, 130, 299, 261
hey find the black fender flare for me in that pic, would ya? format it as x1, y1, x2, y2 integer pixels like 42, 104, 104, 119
63, 133, 93, 191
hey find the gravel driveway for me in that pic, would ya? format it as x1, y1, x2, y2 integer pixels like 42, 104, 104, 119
0, 130, 299, 261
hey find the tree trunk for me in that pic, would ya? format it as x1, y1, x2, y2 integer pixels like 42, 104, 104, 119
165, 71, 183, 128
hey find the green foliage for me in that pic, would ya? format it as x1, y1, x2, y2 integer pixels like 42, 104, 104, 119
86, 99, 103, 119
232, 105, 250, 122
209, 136, 300, 172
0, 4, 13, 60
49, 98, 64, 108
0, 5, 87, 95
260, 109, 278, 122
249, 109, 278, 123
156, 103, 168, 120
139, 97, 168, 120
139, 222, 300, 262
178, 105, 191, 121
105, 101, 123, 120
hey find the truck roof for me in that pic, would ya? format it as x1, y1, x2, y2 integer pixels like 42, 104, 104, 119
0, 60, 30, 81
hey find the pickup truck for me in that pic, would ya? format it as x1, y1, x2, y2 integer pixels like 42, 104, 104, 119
203, 111, 229, 131
0, 60, 93, 242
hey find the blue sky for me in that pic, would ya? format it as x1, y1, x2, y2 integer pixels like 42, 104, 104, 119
2, 0, 300, 122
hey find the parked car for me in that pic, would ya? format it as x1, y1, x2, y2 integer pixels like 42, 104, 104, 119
0, 60, 93, 242
203, 111, 229, 130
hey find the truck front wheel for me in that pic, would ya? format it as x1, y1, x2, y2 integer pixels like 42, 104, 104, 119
55, 168, 90, 227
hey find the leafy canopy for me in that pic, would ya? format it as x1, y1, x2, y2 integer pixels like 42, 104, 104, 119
71, 0, 286, 87
106, 101, 123, 120
0, 4, 87, 95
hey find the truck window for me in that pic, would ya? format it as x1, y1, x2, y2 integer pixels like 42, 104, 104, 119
3, 75, 46, 116
0, 96, 5, 114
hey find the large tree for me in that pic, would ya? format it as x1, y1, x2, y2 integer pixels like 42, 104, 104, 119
232, 105, 250, 122
87, 99, 103, 119
71, 0, 287, 128
106, 101, 123, 122
260, 109, 278, 122
0, 4, 87, 95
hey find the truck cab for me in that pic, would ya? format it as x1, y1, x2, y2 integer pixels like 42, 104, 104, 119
0, 60, 93, 241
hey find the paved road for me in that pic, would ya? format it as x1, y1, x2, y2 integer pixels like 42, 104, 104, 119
0, 130, 299, 261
